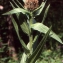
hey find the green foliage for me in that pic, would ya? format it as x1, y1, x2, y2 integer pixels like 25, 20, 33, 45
11, 17, 29, 53
27, 26, 51, 63
31, 23, 63, 44
2, 8, 30, 16
32, 1, 46, 17
2, 0, 63, 63
36, 49, 63, 63
20, 21, 30, 35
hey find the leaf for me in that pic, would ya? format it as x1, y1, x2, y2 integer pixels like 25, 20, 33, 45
11, 0, 24, 8
10, 2, 21, 19
2, 8, 30, 16
42, 4, 50, 23
42, 50, 52, 57
20, 21, 30, 36
11, 17, 29, 53
27, 26, 51, 63
22, 0, 26, 3
33, 33, 40, 51
12, 0, 20, 8
31, 23, 63, 44
39, 60, 48, 63
10, 1, 30, 35
32, 1, 46, 17
10, 2, 15, 9
16, 0, 24, 8
10, 2, 30, 35
2, 7, 31, 20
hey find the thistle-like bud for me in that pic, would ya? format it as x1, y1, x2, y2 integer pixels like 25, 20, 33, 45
24, 0, 39, 11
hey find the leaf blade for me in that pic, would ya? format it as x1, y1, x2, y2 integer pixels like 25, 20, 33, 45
31, 23, 63, 44
2, 8, 30, 15
32, 1, 46, 17
20, 21, 30, 36
27, 26, 51, 63
11, 17, 29, 53
42, 4, 50, 23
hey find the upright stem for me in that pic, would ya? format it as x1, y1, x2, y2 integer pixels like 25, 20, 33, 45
29, 33, 33, 54
28, 13, 33, 54
20, 14, 33, 63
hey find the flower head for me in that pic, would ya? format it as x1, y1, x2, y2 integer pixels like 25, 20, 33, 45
24, 0, 39, 11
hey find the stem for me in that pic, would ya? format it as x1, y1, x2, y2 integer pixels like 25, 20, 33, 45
20, 13, 34, 63
29, 33, 33, 54
27, 13, 33, 54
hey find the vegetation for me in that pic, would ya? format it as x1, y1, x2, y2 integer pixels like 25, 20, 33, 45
0, 0, 63, 63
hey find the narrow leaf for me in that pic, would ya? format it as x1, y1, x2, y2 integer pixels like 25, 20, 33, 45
2, 8, 30, 15
10, 2, 30, 35
27, 26, 51, 63
42, 4, 50, 23
31, 23, 63, 44
11, 17, 29, 53
33, 33, 40, 51
32, 1, 46, 17
10, 2, 20, 19
16, 0, 24, 8
12, 0, 20, 8
20, 21, 30, 36
10, 2, 15, 9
